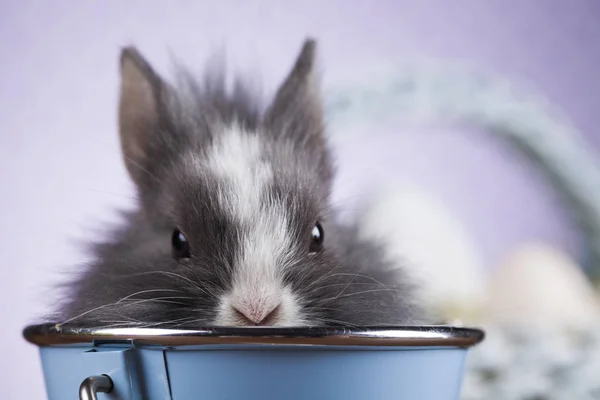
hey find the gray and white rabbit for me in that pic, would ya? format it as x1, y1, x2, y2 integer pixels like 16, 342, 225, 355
54, 38, 426, 329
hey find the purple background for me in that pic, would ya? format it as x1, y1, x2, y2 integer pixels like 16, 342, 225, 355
1, 1, 599, 397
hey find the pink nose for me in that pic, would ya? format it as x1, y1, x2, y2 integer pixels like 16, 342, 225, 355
233, 305, 281, 326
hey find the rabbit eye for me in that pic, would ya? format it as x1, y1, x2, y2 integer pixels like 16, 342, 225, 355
172, 229, 191, 259
309, 222, 324, 253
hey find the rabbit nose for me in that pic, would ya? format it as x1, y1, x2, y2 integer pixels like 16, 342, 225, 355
233, 304, 281, 326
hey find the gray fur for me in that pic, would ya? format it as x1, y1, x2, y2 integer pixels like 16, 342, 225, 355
52, 39, 426, 328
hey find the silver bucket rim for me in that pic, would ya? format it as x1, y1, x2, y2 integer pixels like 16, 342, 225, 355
23, 323, 485, 348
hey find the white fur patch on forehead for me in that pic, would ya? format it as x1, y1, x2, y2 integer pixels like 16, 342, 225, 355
206, 124, 273, 222
205, 123, 293, 273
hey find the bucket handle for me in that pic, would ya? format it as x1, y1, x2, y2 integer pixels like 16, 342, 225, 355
79, 375, 113, 400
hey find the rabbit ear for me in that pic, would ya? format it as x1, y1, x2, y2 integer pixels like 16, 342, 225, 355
118, 47, 172, 189
264, 38, 325, 145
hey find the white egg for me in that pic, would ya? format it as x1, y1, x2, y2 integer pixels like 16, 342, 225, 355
483, 242, 600, 329
355, 183, 486, 322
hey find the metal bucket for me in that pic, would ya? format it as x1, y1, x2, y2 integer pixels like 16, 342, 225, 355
24, 323, 484, 400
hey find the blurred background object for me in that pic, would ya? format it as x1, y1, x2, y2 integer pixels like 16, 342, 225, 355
483, 242, 600, 329
355, 182, 487, 322
2, 1, 600, 399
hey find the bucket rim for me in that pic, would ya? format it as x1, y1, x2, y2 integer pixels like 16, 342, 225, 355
23, 323, 485, 348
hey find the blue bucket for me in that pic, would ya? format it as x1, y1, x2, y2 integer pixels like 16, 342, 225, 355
24, 324, 484, 400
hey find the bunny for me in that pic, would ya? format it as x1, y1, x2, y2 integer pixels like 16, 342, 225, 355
53, 38, 426, 329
